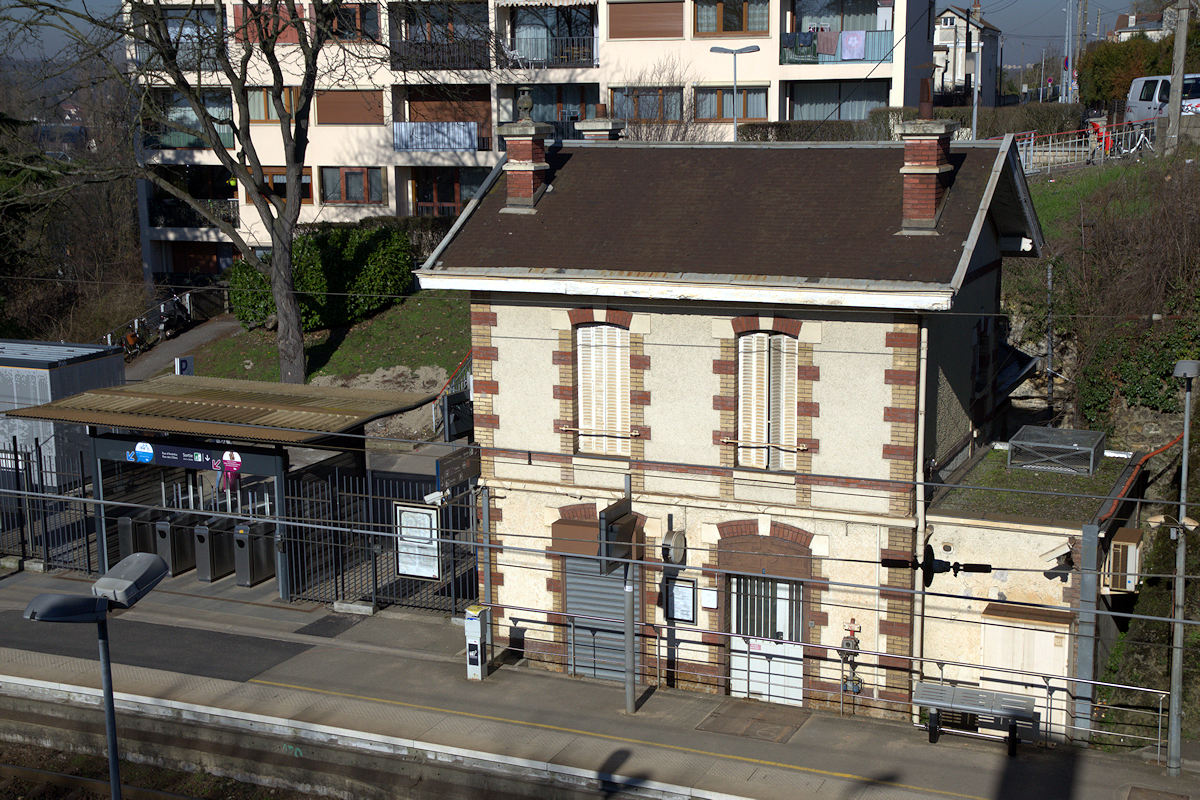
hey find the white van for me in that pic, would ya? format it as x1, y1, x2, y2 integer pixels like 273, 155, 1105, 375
1125, 74, 1200, 123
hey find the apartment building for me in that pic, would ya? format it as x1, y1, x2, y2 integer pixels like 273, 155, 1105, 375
133, 0, 934, 282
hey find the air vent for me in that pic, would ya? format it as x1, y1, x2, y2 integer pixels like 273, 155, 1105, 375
1007, 426, 1105, 476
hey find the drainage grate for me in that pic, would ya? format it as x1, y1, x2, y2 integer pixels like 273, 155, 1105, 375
695, 698, 809, 743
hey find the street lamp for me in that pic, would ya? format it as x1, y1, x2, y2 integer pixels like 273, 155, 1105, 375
1148, 358, 1199, 778
24, 552, 169, 799
709, 45, 759, 142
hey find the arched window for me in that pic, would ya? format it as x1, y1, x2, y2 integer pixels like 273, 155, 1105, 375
576, 324, 630, 457
737, 332, 797, 470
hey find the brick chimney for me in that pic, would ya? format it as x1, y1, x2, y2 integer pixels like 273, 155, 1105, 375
898, 88, 959, 232
574, 104, 626, 141
495, 87, 554, 213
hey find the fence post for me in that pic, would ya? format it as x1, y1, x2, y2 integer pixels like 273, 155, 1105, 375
34, 439, 49, 566
11, 437, 27, 560
481, 486, 492, 661
80, 450, 93, 574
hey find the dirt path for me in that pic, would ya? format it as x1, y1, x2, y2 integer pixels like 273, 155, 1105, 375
124, 315, 244, 383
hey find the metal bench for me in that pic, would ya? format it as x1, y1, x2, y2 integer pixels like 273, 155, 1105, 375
913, 682, 1041, 756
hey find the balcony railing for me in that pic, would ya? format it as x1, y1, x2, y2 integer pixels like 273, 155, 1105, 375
500, 36, 597, 69
780, 29, 893, 65
498, 118, 583, 151
143, 126, 235, 150
391, 39, 490, 70
394, 121, 490, 151
134, 41, 224, 71
149, 197, 239, 228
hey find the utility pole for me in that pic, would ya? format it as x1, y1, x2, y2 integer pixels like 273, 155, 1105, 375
1095, 7, 1101, 38
1076, 0, 1088, 102
1041, 48, 1046, 102
1165, 0, 1191, 156
1063, 0, 1073, 103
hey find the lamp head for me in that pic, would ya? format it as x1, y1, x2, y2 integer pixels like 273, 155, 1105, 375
92, 552, 169, 609
24, 593, 109, 624
1173, 360, 1200, 379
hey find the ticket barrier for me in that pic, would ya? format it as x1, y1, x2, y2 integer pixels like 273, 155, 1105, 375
155, 512, 200, 576
194, 516, 236, 582
117, 508, 162, 560
233, 521, 275, 587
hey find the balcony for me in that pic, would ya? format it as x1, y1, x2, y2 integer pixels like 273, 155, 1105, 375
499, 36, 597, 69
394, 121, 490, 152
149, 197, 239, 228
143, 126, 235, 150
780, 30, 893, 65
391, 40, 490, 70
134, 42, 223, 72
498, 119, 583, 150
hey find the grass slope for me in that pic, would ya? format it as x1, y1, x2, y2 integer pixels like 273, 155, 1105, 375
196, 290, 468, 382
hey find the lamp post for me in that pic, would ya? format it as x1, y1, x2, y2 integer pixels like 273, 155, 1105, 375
709, 45, 759, 141
24, 553, 169, 799
1168, 359, 1197, 777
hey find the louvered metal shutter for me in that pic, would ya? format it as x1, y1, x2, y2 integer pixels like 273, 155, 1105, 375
770, 335, 798, 471
576, 325, 630, 457
738, 333, 769, 468
563, 556, 639, 681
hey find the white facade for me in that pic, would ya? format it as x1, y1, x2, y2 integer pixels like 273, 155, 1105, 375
131, 0, 935, 279
933, 6, 999, 106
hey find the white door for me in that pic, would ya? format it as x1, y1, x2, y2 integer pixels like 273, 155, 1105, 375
981, 619, 1069, 737
730, 576, 804, 705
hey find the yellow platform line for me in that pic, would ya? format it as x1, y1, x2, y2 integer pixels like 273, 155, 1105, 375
249, 678, 987, 800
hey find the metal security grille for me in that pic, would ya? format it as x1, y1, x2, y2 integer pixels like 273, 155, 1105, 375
282, 471, 478, 613
0, 443, 96, 573
732, 576, 803, 641
564, 557, 638, 681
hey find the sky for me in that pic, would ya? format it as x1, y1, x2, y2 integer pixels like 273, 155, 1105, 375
978, 0, 1138, 69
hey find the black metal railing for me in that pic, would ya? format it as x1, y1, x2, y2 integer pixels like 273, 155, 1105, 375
500, 35, 597, 69
149, 197, 239, 228
391, 39, 490, 70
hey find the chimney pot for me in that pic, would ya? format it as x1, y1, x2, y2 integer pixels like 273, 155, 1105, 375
496, 91, 555, 212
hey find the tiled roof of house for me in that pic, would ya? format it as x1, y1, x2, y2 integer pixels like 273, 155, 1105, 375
428, 140, 1039, 290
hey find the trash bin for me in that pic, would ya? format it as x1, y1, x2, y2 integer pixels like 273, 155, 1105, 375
155, 512, 200, 576
233, 521, 275, 587
117, 507, 160, 560
194, 516, 235, 582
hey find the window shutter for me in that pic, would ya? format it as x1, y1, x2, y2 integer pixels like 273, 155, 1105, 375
770, 335, 798, 471
576, 325, 629, 457
576, 326, 598, 454
606, 326, 630, 457
738, 333, 768, 469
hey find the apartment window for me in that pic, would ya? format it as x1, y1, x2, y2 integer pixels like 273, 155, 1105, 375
403, 2, 488, 43
147, 89, 233, 149
695, 0, 768, 35
413, 166, 488, 216
737, 332, 797, 471
315, 90, 385, 124
695, 87, 767, 121
789, 79, 888, 121
320, 167, 385, 204
247, 87, 298, 123
611, 87, 683, 122
333, 3, 380, 39
248, 167, 313, 204
794, 0, 876, 31
576, 324, 631, 457
941, 16, 954, 26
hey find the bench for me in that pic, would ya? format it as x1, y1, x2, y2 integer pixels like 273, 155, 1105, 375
913, 682, 1041, 756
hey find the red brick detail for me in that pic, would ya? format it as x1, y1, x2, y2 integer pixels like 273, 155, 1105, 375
475, 413, 499, 429
473, 380, 498, 395
552, 350, 573, 366
471, 311, 497, 326
878, 689, 913, 703
797, 474, 898, 493
796, 365, 820, 381
559, 503, 597, 521
877, 655, 911, 671
772, 317, 802, 337
880, 548, 913, 563
712, 359, 736, 375
473, 346, 498, 361
630, 390, 651, 406
770, 521, 814, 547
712, 430, 733, 446
808, 610, 829, 626
700, 632, 725, 645
632, 425, 651, 441
885, 331, 919, 349
630, 354, 651, 370
713, 395, 736, 411
488, 507, 502, 522
552, 385, 573, 400
632, 461, 733, 478
797, 438, 820, 453
568, 308, 594, 326
884, 406, 916, 424
804, 645, 829, 659
546, 578, 562, 593
605, 309, 632, 328
883, 444, 915, 461
879, 618, 911, 637
879, 588, 911, 603
796, 402, 819, 417
884, 369, 918, 386
717, 519, 759, 539
731, 316, 759, 334
490, 571, 505, 587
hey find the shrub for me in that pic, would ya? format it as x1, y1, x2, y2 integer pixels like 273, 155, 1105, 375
227, 258, 273, 329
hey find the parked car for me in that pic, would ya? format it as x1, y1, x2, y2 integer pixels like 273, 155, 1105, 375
1125, 74, 1200, 123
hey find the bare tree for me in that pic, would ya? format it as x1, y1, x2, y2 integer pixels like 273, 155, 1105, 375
609, 55, 713, 143
3, 0, 494, 382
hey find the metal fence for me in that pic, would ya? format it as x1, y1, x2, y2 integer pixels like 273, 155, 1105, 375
0, 443, 97, 573
282, 471, 478, 612
1012, 118, 1158, 175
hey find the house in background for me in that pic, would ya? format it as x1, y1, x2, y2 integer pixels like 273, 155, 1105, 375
933, 2, 1001, 106
417, 104, 1045, 720
1108, 10, 1171, 43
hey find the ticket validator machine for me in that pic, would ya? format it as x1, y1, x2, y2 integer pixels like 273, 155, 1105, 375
464, 604, 489, 680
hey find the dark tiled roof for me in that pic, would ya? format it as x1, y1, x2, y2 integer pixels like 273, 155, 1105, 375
433, 143, 1001, 287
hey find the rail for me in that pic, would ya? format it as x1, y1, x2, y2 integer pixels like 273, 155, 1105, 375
1009, 117, 1158, 174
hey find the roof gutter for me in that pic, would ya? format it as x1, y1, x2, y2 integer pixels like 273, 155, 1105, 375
415, 273, 957, 310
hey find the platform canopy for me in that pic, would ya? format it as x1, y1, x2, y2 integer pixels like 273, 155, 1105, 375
3, 374, 434, 446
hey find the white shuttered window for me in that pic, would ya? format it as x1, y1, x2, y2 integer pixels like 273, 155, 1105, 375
576, 325, 631, 457
737, 332, 798, 470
